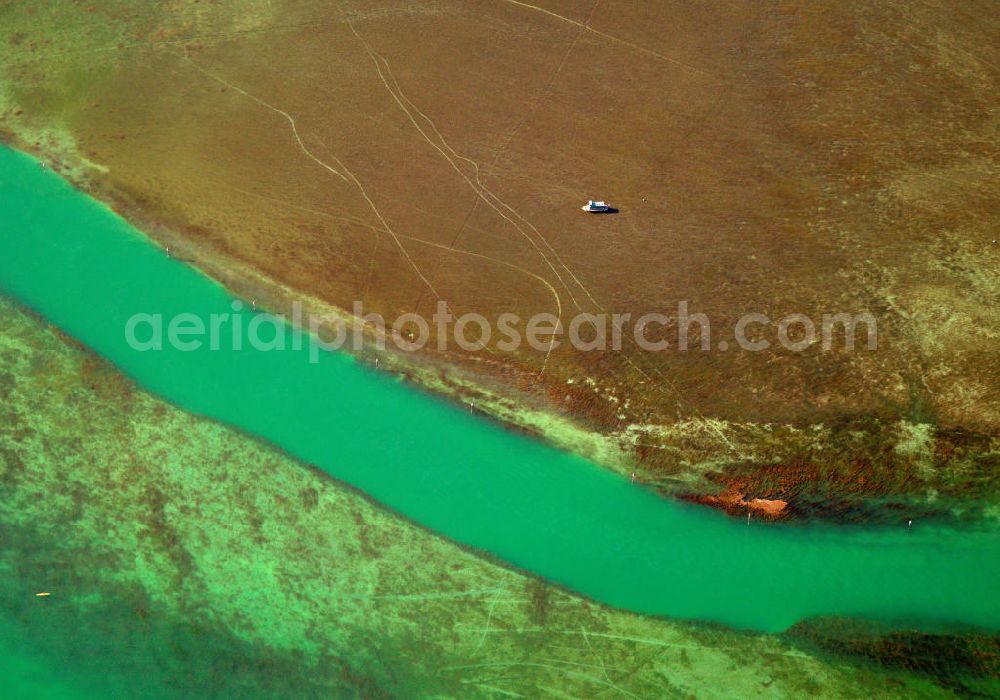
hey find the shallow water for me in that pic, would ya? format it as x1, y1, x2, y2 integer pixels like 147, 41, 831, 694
0, 144, 998, 645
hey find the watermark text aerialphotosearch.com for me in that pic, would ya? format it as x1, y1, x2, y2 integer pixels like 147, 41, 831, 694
125, 301, 878, 363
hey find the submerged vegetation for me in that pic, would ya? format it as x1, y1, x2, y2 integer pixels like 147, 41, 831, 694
1, 295, 989, 697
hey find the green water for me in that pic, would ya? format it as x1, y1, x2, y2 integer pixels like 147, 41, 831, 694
1, 145, 998, 642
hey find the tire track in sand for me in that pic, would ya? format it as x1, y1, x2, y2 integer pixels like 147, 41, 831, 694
223, 183, 566, 339
497, 0, 717, 79
173, 50, 450, 318
349, 22, 569, 374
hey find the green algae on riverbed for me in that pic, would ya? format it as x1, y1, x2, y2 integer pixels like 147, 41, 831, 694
0, 295, 979, 698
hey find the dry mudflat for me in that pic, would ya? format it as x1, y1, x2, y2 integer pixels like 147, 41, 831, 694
1, 0, 999, 519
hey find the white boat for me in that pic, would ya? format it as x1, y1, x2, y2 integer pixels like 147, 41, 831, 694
581, 199, 611, 213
